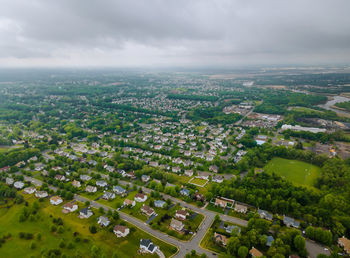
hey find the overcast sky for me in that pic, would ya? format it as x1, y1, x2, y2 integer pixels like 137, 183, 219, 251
0, 0, 349, 68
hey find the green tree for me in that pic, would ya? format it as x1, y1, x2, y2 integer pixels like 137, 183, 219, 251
294, 235, 306, 253
238, 246, 248, 258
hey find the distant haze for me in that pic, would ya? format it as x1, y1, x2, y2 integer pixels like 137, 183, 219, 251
0, 0, 349, 68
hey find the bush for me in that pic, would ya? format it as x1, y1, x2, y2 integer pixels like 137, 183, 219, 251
57, 226, 64, 234
89, 225, 97, 234
30, 242, 36, 249
59, 240, 65, 248
51, 225, 57, 232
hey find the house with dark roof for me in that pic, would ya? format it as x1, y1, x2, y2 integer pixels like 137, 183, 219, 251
154, 200, 166, 208
266, 235, 274, 246
283, 215, 300, 228
140, 239, 157, 254
140, 205, 155, 217
180, 188, 190, 196
258, 209, 273, 221
113, 185, 126, 195
79, 208, 93, 219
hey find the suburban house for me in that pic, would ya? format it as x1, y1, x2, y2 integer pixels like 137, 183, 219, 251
258, 209, 273, 221
154, 200, 166, 208
63, 202, 78, 213
79, 208, 93, 218
212, 175, 223, 183
80, 174, 91, 181
170, 218, 184, 232
96, 180, 108, 188
135, 193, 147, 202
102, 191, 115, 200
180, 188, 190, 196
141, 175, 150, 183
0, 166, 10, 172
249, 247, 263, 257
55, 174, 65, 181
14, 181, 24, 189
140, 239, 157, 254
338, 236, 350, 255
266, 236, 274, 247
214, 197, 235, 209
184, 170, 193, 177
72, 180, 81, 188
283, 215, 300, 228
114, 225, 130, 238
140, 205, 155, 217
209, 165, 218, 173
234, 203, 248, 214
113, 185, 126, 195
23, 186, 36, 194
50, 196, 63, 206
214, 232, 227, 246
175, 209, 189, 221
35, 191, 48, 198
85, 185, 97, 193
172, 166, 181, 173
97, 216, 110, 227
5, 177, 14, 185
194, 193, 205, 202
226, 225, 241, 234
123, 198, 136, 207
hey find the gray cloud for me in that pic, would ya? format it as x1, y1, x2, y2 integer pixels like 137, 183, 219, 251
0, 0, 349, 67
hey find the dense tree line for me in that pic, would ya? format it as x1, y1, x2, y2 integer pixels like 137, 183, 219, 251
0, 148, 40, 168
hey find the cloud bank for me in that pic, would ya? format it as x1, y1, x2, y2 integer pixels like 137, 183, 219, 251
0, 0, 349, 67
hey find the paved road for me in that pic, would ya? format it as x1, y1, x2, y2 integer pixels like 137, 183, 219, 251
18, 173, 329, 258
306, 239, 331, 258
18, 173, 216, 257
118, 180, 248, 228
75, 194, 214, 258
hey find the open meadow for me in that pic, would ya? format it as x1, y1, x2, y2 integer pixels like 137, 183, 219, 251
263, 157, 321, 188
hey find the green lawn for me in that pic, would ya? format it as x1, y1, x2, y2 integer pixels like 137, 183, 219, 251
0, 195, 177, 257
188, 178, 208, 187
263, 157, 321, 188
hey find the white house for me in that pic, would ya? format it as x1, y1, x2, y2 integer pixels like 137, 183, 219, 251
114, 225, 130, 238
85, 185, 97, 193
102, 191, 115, 200
97, 216, 110, 227
96, 180, 108, 188
50, 196, 63, 205
35, 191, 48, 198
23, 186, 36, 194
63, 202, 78, 212
134, 193, 147, 202
123, 198, 136, 207
175, 209, 189, 221
79, 208, 93, 218
140, 239, 157, 254
14, 181, 24, 189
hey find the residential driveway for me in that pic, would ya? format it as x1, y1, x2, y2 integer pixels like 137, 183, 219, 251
146, 213, 157, 224
306, 239, 331, 258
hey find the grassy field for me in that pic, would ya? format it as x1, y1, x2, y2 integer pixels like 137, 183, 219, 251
263, 157, 321, 188
0, 195, 177, 257
188, 177, 208, 187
